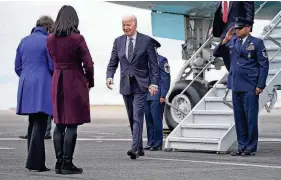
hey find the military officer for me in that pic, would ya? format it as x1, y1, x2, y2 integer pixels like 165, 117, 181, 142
144, 38, 171, 151
214, 17, 269, 156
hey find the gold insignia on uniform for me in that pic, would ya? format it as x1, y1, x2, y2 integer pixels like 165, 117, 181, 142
164, 62, 170, 73
247, 42, 255, 50
262, 48, 268, 58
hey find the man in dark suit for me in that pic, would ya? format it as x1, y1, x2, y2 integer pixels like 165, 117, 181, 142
106, 15, 159, 159
214, 17, 269, 156
211, 1, 255, 72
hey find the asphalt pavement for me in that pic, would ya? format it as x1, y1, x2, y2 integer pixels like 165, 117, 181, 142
0, 106, 281, 180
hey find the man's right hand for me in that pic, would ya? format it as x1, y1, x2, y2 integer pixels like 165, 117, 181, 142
222, 27, 234, 45
106, 78, 113, 90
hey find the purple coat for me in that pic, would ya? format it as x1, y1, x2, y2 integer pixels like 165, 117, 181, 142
46, 33, 94, 125
14, 27, 53, 116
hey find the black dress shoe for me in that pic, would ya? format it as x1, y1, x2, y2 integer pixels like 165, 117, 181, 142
138, 150, 145, 156
230, 150, 244, 156
61, 162, 83, 174
241, 150, 255, 157
28, 167, 51, 172
55, 160, 62, 174
144, 146, 152, 150
127, 150, 139, 159
44, 135, 52, 139
150, 146, 162, 151
19, 135, 27, 139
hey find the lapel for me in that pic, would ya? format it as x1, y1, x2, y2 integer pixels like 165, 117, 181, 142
228, 1, 233, 16
234, 38, 240, 54
132, 32, 142, 61
121, 35, 128, 60
241, 35, 252, 53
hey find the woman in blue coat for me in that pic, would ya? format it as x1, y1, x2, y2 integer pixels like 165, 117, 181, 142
14, 16, 54, 172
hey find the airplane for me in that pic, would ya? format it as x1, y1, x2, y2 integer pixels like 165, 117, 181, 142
107, 1, 281, 131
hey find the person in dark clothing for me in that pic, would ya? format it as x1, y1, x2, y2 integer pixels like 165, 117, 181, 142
15, 15, 54, 172
47, 5, 94, 174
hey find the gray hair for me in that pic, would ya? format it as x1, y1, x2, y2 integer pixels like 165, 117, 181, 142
122, 15, 137, 26
36, 15, 54, 32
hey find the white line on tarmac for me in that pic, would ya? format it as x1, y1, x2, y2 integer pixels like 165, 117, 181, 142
0, 137, 280, 142
0, 147, 14, 150
143, 157, 281, 169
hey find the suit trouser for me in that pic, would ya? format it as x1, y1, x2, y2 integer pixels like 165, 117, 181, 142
232, 91, 259, 152
123, 77, 146, 151
144, 100, 163, 147
26, 112, 48, 170
53, 124, 78, 163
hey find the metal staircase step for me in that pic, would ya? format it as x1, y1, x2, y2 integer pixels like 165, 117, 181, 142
180, 123, 231, 139
204, 97, 232, 110
267, 69, 279, 83
269, 57, 281, 70
214, 84, 231, 97
263, 34, 281, 47
266, 46, 281, 58
265, 23, 281, 34
168, 137, 220, 151
192, 110, 234, 124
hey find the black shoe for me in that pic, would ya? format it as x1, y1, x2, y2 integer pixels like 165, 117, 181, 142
138, 150, 145, 156
150, 146, 162, 151
127, 150, 139, 160
61, 161, 83, 174
144, 146, 152, 150
28, 167, 51, 172
19, 135, 27, 139
241, 150, 255, 157
44, 135, 52, 139
230, 149, 244, 156
55, 160, 62, 174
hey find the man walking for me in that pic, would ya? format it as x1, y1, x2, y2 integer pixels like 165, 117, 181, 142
106, 15, 159, 159
214, 17, 269, 156
144, 38, 170, 151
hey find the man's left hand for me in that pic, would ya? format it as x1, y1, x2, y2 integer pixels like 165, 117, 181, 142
160, 98, 165, 103
149, 85, 158, 96
256, 87, 263, 95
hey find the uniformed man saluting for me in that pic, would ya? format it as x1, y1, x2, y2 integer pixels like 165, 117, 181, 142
214, 17, 269, 156
144, 38, 171, 151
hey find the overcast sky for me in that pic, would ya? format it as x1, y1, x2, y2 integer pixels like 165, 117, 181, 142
0, 0, 270, 110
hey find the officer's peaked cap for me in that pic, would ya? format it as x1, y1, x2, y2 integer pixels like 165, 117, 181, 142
234, 17, 254, 28
151, 38, 161, 48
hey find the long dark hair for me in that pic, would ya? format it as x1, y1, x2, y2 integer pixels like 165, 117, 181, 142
53, 5, 80, 36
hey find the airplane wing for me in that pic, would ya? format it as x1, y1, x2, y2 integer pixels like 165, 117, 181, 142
108, 1, 281, 20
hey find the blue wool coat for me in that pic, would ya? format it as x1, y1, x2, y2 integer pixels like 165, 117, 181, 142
14, 27, 53, 116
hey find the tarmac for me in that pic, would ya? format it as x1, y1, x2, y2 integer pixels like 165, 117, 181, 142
0, 105, 281, 180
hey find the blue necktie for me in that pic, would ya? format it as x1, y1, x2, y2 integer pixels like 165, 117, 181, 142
128, 37, 133, 62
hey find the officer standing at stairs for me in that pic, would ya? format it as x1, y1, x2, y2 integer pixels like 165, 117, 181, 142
214, 17, 269, 156
144, 38, 171, 151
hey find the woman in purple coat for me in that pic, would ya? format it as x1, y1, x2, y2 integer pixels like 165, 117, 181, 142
47, 5, 94, 174
14, 16, 54, 171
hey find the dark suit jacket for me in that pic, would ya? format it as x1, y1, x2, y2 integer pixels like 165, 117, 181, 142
106, 32, 159, 95
212, 1, 254, 38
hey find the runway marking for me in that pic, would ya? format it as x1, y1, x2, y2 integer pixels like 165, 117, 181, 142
143, 157, 281, 169
0, 147, 14, 150
0, 137, 280, 142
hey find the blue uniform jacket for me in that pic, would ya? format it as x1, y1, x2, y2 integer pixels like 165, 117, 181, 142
214, 35, 269, 92
15, 27, 54, 115
146, 54, 171, 100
